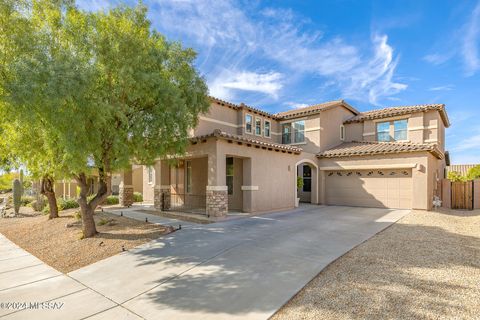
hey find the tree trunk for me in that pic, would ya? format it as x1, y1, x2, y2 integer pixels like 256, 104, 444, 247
41, 175, 58, 219
75, 173, 97, 238
75, 170, 111, 238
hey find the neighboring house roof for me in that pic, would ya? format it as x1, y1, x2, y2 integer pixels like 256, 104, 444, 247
446, 164, 479, 176
275, 100, 359, 119
317, 141, 444, 159
209, 96, 359, 120
343, 104, 450, 128
190, 129, 302, 154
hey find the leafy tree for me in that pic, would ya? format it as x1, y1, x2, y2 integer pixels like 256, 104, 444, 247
0, 1, 209, 237
447, 171, 467, 182
467, 165, 480, 180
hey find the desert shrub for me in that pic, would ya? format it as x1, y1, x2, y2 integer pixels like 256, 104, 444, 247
133, 192, 143, 202
0, 172, 16, 192
59, 198, 80, 210
448, 171, 467, 182
74, 211, 81, 220
43, 197, 79, 213
467, 165, 480, 180
105, 195, 119, 205
20, 196, 35, 206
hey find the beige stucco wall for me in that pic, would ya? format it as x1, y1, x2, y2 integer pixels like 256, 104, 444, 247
346, 110, 447, 147
320, 107, 356, 151
193, 102, 239, 137
142, 166, 155, 203
318, 152, 437, 210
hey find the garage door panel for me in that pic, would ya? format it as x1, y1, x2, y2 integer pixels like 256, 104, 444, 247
325, 169, 412, 209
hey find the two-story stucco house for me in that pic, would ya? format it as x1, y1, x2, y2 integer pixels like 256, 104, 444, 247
117, 96, 449, 217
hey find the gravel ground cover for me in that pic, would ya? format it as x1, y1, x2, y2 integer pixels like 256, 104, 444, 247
272, 209, 480, 320
0, 208, 172, 273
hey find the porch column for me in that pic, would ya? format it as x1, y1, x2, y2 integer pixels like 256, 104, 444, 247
154, 160, 171, 210
319, 170, 326, 205
206, 150, 228, 217
119, 167, 134, 207
242, 158, 253, 213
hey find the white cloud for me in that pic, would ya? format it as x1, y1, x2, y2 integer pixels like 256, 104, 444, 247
423, 53, 452, 65
452, 133, 480, 152
148, 0, 406, 104
462, 1, 480, 75
424, 1, 480, 76
283, 102, 310, 109
429, 85, 455, 91
209, 70, 283, 99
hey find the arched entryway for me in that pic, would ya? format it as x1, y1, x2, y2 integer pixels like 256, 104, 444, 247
295, 160, 318, 205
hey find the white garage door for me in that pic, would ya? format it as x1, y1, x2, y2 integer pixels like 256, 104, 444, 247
325, 169, 413, 209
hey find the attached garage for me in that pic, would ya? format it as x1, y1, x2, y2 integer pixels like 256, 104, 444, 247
325, 169, 413, 209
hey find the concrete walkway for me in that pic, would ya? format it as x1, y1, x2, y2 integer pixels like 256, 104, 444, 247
1, 205, 410, 319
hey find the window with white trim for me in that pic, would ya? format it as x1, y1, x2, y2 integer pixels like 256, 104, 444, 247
264, 120, 271, 138
245, 114, 252, 133
255, 117, 262, 135
340, 125, 345, 141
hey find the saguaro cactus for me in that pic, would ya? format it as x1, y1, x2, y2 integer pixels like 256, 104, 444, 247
13, 179, 21, 214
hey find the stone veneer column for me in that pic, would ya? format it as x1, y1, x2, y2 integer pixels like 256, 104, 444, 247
119, 181, 134, 207
206, 186, 228, 217
154, 186, 171, 210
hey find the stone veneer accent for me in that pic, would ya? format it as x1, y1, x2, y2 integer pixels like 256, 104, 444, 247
154, 186, 171, 210
119, 183, 134, 207
206, 186, 228, 217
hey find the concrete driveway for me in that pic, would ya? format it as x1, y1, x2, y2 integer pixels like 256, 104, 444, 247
1, 205, 409, 319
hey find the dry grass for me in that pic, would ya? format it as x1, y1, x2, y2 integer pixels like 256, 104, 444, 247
272, 209, 480, 320
0, 207, 172, 273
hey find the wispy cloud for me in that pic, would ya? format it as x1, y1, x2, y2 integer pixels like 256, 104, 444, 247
462, 1, 480, 75
424, 1, 480, 76
283, 102, 310, 109
209, 70, 283, 99
423, 53, 453, 65
429, 84, 455, 91
144, 0, 406, 104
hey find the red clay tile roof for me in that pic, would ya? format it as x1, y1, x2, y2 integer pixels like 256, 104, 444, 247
343, 104, 450, 127
275, 100, 359, 119
190, 129, 302, 154
317, 141, 444, 159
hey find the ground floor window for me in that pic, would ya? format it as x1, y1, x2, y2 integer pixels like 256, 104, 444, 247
226, 157, 234, 195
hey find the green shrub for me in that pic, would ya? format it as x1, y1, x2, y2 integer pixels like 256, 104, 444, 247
296, 176, 304, 190
98, 218, 108, 226
59, 198, 80, 210
0, 172, 16, 191
467, 165, 480, 180
448, 171, 467, 182
133, 192, 143, 203
20, 196, 35, 206
105, 195, 119, 205
42, 197, 79, 213
74, 211, 81, 220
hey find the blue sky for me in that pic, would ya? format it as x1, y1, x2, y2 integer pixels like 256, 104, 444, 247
78, 0, 480, 164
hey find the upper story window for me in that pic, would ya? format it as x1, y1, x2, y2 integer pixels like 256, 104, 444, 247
340, 125, 345, 141
376, 119, 408, 142
255, 117, 262, 135
282, 120, 305, 144
394, 120, 408, 141
264, 120, 271, 138
245, 114, 253, 133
